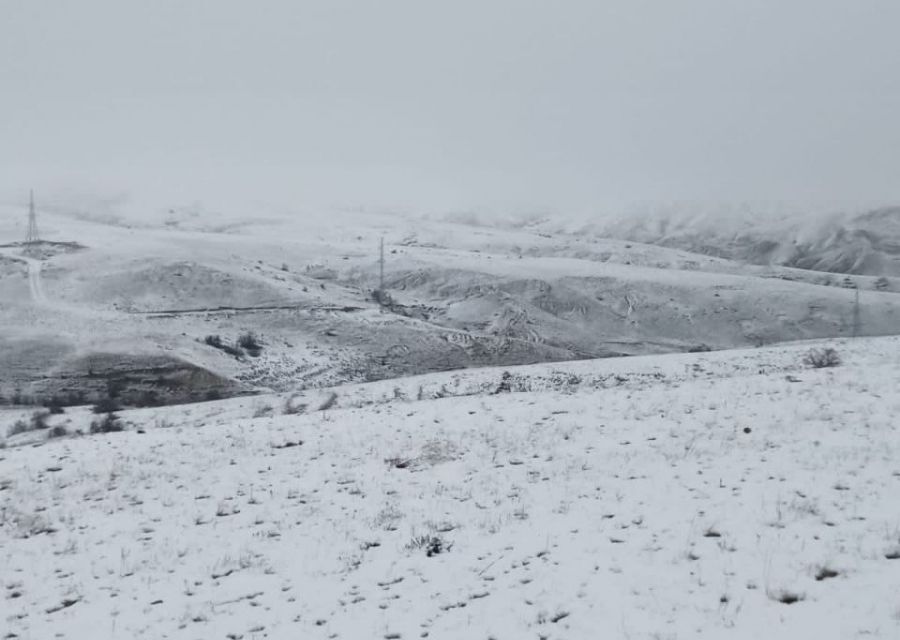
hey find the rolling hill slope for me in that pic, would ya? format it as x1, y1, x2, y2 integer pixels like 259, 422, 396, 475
1, 204, 899, 406
2, 336, 899, 639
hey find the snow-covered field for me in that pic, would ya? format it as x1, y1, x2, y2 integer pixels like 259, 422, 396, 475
3, 336, 899, 639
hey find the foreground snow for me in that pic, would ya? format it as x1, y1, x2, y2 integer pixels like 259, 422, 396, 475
2, 338, 900, 639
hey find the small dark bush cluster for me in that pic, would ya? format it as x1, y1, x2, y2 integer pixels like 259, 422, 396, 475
237, 332, 263, 357
30, 410, 50, 431
19, 390, 88, 410
204, 333, 263, 358
318, 392, 338, 412
92, 397, 121, 414
90, 412, 124, 434
137, 390, 162, 407
7, 419, 30, 437
802, 347, 841, 369
45, 396, 66, 414
204, 334, 244, 358
282, 394, 307, 415
47, 425, 68, 439
406, 534, 451, 557
493, 371, 513, 394
372, 288, 395, 307
6, 411, 50, 438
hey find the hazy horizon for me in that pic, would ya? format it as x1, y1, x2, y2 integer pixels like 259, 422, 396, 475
2, 1, 899, 215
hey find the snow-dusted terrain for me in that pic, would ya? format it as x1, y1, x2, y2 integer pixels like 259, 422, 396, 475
3, 202, 900, 407
523, 205, 900, 278
2, 336, 899, 639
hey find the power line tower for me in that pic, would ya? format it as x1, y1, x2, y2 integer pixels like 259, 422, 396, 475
25, 190, 40, 246
373, 236, 391, 308
852, 285, 861, 338
379, 235, 385, 294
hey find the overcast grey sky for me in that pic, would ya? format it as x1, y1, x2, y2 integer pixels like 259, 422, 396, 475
1, 1, 899, 214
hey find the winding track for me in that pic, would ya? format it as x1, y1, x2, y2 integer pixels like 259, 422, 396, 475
0, 248, 49, 306
0, 248, 53, 307
23, 255, 47, 304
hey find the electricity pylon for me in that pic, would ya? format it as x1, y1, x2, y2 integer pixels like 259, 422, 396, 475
25, 190, 39, 245
379, 236, 385, 294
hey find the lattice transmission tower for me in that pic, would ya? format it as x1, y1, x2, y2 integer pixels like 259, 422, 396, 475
25, 190, 40, 245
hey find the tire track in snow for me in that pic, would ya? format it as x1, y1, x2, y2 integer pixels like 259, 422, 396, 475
25, 257, 48, 305
0, 248, 47, 306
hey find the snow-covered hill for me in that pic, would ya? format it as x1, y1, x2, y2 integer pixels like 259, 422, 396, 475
2, 336, 899, 639
2, 203, 900, 406
525, 205, 900, 277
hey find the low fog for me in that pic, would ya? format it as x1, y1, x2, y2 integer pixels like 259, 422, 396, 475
2, 1, 899, 217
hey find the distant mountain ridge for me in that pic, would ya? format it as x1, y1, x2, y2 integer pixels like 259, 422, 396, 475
529, 206, 900, 277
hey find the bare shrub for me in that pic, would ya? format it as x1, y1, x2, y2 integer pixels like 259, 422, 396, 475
7, 419, 30, 437
92, 396, 121, 414
45, 396, 66, 415
493, 370, 513, 394
282, 394, 307, 415
47, 425, 68, 439
8, 411, 52, 436
372, 289, 395, 307
252, 403, 274, 418
318, 392, 338, 412
30, 411, 50, 431
204, 335, 244, 358
237, 332, 262, 357
802, 348, 841, 369
90, 412, 124, 434
406, 534, 451, 557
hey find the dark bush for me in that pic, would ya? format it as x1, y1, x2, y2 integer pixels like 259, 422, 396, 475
372, 289, 395, 307
90, 412, 124, 434
493, 371, 513, 394
802, 348, 841, 369
283, 394, 307, 415
92, 396, 122, 414
406, 534, 451, 557
30, 411, 50, 430
65, 390, 87, 406
47, 425, 68, 439
7, 419, 30, 437
46, 396, 66, 414
318, 392, 338, 411
5, 411, 50, 437
105, 378, 125, 400
237, 332, 262, 357
136, 390, 161, 408
204, 335, 244, 358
